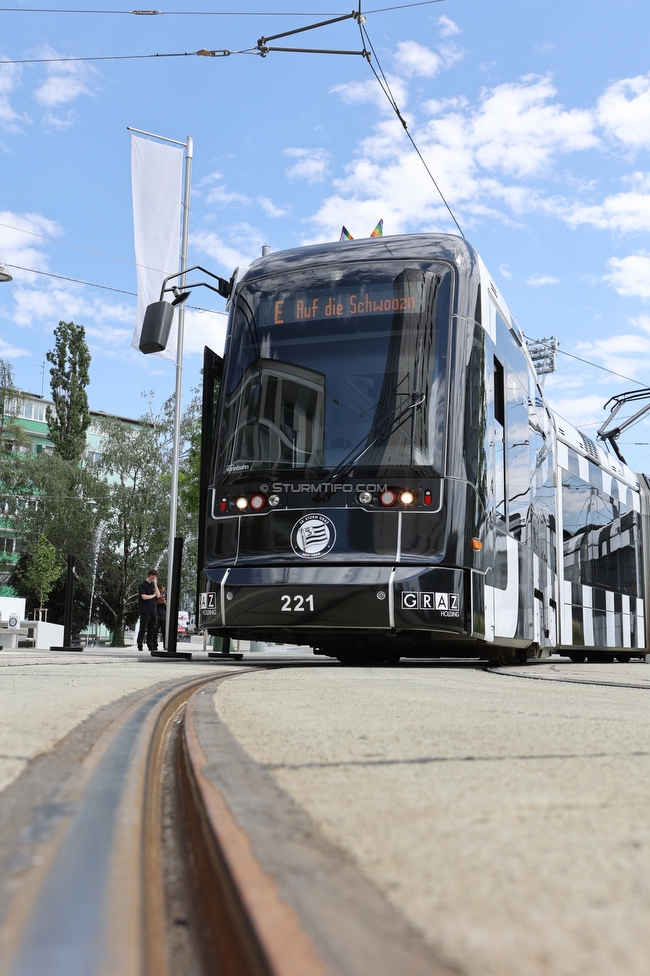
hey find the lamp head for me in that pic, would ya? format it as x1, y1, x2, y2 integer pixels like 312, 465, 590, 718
0, 266, 13, 283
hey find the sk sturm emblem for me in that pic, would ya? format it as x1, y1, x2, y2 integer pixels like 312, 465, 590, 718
291, 514, 336, 558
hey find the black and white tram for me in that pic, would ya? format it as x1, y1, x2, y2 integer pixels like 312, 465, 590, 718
197, 234, 650, 664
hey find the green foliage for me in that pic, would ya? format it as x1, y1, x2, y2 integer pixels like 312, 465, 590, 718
17, 533, 61, 610
1, 450, 107, 631
46, 321, 92, 463
178, 387, 201, 517
93, 410, 171, 646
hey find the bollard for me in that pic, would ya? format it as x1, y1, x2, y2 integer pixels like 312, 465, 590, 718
50, 555, 83, 652
151, 536, 192, 660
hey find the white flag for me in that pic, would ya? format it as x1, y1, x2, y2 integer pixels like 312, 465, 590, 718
131, 134, 183, 360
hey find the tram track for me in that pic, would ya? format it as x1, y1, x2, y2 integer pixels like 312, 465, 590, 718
488, 662, 650, 691
0, 664, 333, 976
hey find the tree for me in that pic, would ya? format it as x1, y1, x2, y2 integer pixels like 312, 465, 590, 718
93, 411, 170, 646
2, 450, 107, 631
46, 321, 92, 462
17, 533, 61, 612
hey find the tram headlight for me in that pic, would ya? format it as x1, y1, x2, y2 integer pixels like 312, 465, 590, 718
268, 494, 280, 507
358, 490, 373, 505
235, 496, 248, 510
379, 489, 398, 507
399, 489, 416, 505
249, 493, 266, 511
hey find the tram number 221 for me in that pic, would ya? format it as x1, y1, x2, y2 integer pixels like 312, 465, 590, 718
281, 594, 314, 612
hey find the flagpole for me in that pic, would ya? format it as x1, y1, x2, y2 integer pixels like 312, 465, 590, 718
166, 134, 193, 648
128, 125, 192, 649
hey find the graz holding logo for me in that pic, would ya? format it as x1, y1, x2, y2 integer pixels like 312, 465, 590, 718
401, 592, 460, 616
291, 514, 336, 558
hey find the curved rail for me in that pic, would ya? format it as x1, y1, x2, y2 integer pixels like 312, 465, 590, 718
0, 672, 231, 976
487, 662, 650, 691
0, 666, 331, 976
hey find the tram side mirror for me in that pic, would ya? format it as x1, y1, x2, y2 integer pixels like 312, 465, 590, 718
139, 301, 175, 354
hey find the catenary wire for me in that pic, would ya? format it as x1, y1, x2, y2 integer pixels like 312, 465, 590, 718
0, 50, 253, 64
521, 333, 647, 389
2, 232, 647, 385
0, 1, 444, 14
357, 18, 464, 238
2, 263, 226, 314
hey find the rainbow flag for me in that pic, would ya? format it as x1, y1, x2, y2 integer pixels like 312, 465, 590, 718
340, 226, 353, 241
370, 219, 383, 238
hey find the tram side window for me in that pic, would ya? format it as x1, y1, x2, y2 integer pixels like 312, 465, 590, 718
561, 469, 641, 597
506, 370, 530, 539
493, 357, 506, 522
464, 324, 486, 492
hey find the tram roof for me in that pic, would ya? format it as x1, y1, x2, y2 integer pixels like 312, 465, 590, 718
241, 233, 479, 280
552, 411, 639, 489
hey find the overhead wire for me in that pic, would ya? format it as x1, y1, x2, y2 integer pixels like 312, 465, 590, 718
1, 263, 226, 314
0, 1, 444, 14
521, 334, 647, 389
356, 14, 464, 237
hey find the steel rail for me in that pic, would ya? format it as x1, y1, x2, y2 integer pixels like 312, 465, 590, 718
0, 672, 236, 976
487, 663, 650, 691
180, 678, 329, 976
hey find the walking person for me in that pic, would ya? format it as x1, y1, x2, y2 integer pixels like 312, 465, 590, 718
137, 569, 160, 652
155, 583, 167, 650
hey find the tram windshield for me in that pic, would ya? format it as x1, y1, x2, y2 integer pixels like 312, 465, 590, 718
216, 263, 451, 481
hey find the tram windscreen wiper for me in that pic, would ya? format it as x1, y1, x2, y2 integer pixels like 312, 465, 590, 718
323, 387, 426, 487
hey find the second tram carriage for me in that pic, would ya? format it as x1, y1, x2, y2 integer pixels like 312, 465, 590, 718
197, 234, 650, 664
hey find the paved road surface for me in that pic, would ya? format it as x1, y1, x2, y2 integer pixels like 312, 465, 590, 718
213, 661, 650, 976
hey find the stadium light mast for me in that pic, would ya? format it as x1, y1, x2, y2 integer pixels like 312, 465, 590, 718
525, 336, 559, 387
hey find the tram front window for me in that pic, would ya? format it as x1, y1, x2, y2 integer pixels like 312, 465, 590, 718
217, 264, 451, 481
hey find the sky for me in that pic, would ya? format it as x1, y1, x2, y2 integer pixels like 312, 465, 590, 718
2, 0, 650, 471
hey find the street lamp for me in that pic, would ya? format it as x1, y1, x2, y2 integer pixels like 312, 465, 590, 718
0, 266, 13, 283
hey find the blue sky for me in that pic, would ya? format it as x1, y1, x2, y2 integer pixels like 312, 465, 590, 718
2, 0, 650, 470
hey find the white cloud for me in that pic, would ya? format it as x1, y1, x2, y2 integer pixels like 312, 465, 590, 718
10, 283, 134, 330
547, 394, 611, 429
0, 62, 29, 132
258, 197, 289, 218
573, 334, 650, 385
566, 174, 650, 232
192, 225, 263, 275
310, 72, 605, 241
182, 307, 228, 357
284, 147, 330, 184
631, 314, 650, 334
470, 74, 597, 177
597, 73, 650, 148
33, 48, 99, 108
206, 185, 250, 206
331, 75, 409, 113
603, 254, 650, 299
395, 41, 443, 79
438, 15, 461, 38
526, 273, 561, 287
42, 110, 75, 131
0, 336, 30, 358
0, 210, 60, 269
499, 263, 512, 279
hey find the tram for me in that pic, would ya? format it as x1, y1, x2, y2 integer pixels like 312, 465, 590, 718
196, 234, 650, 664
